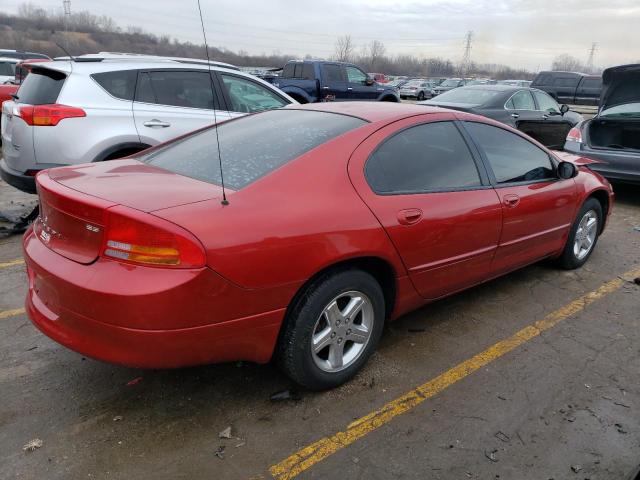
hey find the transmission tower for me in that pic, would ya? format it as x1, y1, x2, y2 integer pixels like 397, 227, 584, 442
461, 31, 473, 75
586, 42, 597, 72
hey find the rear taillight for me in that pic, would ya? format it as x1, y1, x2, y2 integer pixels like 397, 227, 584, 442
16, 104, 85, 126
566, 127, 583, 144
102, 206, 206, 268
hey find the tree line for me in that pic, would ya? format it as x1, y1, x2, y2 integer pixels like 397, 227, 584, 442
0, 3, 604, 79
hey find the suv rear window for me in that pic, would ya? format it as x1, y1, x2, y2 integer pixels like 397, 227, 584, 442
140, 109, 367, 189
16, 68, 66, 105
92, 70, 137, 100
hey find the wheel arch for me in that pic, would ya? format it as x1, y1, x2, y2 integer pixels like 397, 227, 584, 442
284, 256, 398, 325
586, 188, 610, 233
92, 142, 152, 162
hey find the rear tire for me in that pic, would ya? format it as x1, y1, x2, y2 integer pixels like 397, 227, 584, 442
276, 269, 385, 390
417, 91, 425, 101
557, 198, 603, 269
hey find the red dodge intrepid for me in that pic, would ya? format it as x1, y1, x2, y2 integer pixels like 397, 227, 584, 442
23, 102, 613, 389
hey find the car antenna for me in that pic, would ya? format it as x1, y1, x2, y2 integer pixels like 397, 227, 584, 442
55, 42, 75, 62
196, 0, 229, 206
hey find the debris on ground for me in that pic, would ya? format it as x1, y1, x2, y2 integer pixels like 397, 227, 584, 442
634, 277, 640, 286
270, 389, 301, 402
571, 464, 582, 473
219, 426, 232, 439
23, 438, 43, 452
125, 377, 143, 386
214, 446, 225, 459
235, 441, 246, 448
484, 449, 499, 462
408, 327, 426, 333
494, 431, 510, 443
615, 423, 628, 434
0, 205, 39, 237
113, 415, 123, 422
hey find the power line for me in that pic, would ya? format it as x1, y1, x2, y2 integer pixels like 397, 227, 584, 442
461, 30, 473, 75
586, 42, 597, 72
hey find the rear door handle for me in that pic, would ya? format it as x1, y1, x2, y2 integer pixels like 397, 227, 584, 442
511, 113, 519, 119
143, 119, 171, 128
397, 208, 423, 225
347, 87, 353, 91
503, 194, 520, 208
541, 114, 549, 120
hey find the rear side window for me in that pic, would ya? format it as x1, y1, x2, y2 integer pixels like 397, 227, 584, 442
92, 70, 137, 100
323, 64, 345, 82
0, 62, 15, 76
508, 90, 535, 110
301, 63, 315, 80
282, 63, 295, 78
464, 122, 554, 184
16, 68, 66, 105
365, 122, 482, 194
581, 78, 602, 89
553, 77, 579, 87
136, 70, 218, 109
140, 110, 367, 189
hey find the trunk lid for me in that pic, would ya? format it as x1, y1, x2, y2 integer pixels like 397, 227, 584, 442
599, 64, 640, 114
37, 160, 224, 264
47, 159, 224, 212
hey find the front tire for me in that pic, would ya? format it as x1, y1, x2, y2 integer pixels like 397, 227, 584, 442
557, 198, 602, 269
277, 269, 385, 390
417, 91, 425, 101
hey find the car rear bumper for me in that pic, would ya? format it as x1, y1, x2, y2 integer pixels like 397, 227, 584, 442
23, 228, 285, 368
564, 141, 640, 184
0, 157, 37, 193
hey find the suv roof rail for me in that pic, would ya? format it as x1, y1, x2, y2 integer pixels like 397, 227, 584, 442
52, 52, 239, 70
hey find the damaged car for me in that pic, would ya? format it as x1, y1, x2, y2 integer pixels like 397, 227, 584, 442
564, 64, 640, 184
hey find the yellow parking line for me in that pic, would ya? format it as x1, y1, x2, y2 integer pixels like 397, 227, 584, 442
0, 307, 25, 319
269, 267, 640, 480
0, 258, 24, 269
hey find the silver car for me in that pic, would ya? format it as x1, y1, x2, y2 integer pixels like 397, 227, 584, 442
1, 55, 296, 193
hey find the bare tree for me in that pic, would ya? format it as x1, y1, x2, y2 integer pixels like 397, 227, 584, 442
334, 35, 355, 62
366, 40, 386, 71
551, 54, 585, 72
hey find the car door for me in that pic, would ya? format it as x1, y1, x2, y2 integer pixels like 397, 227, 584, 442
345, 65, 377, 101
575, 77, 602, 106
531, 90, 574, 149
462, 121, 578, 274
319, 63, 349, 101
348, 115, 503, 300
504, 89, 541, 128
133, 69, 231, 145
552, 76, 579, 103
216, 72, 290, 118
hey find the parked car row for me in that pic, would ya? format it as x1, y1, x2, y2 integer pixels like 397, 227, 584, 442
1, 53, 295, 193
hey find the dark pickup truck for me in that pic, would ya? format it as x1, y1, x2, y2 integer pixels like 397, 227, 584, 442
271, 60, 399, 103
531, 71, 602, 106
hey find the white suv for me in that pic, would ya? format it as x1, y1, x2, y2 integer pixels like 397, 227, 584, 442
1, 55, 295, 193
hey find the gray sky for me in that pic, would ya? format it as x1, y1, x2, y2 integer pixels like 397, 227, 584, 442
5, 0, 640, 70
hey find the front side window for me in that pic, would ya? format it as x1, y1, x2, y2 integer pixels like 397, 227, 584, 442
533, 91, 560, 113
140, 110, 366, 189
553, 77, 579, 87
220, 74, 288, 113
135, 70, 216, 110
365, 121, 482, 194
508, 90, 535, 110
346, 66, 368, 84
464, 122, 554, 184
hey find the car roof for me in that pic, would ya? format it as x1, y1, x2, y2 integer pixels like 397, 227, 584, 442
31, 59, 244, 76
288, 101, 444, 123
0, 57, 21, 63
457, 84, 523, 92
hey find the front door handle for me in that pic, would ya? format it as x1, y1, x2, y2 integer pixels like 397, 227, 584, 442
347, 87, 353, 91
541, 114, 549, 120
503, 194, 520, 208
143, 119, 171, 128
397, 208, 423, 225
511, 113, 519, 119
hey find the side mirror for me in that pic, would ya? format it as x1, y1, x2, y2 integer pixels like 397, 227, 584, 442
557, 161, 577, 179
365, 78, 374, 86
560, 104, 570, 115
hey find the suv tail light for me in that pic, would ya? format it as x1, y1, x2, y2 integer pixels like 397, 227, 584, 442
566, 127, 583, 144
103, 206, 206, 268
16, 104, 86, 126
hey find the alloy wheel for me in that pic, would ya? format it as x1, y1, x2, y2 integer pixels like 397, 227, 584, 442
573, 210, 598, 260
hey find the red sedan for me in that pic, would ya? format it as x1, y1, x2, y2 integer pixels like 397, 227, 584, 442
23, 102, 613, 389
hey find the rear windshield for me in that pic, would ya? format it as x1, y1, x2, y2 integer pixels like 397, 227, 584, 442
430, 88, 501, 105
17, 68, 66, 105
140, 109, 367, 189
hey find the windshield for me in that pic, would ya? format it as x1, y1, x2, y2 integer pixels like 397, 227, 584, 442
600, 103, 640, 118
440, 79, 460, 87
430, 88, 501, 105
140, 109, 367, 190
